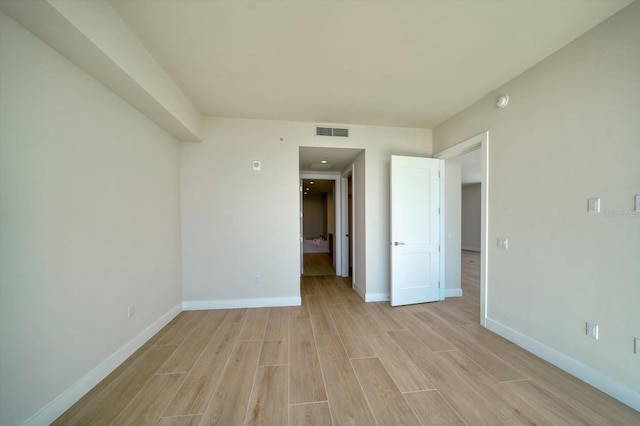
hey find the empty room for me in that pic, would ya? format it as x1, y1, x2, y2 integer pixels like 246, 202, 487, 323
1, 1, 639, 425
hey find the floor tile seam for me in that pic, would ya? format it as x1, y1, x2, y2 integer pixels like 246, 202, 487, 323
347, 356, 381, 426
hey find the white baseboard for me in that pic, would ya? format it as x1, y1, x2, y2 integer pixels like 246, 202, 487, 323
445, 288, 463, 298
353, 282, 365, 300
462, 245, 481, 252
485, 318, 640, 412
183, 296, 301, 311
24, 304, 182, 426
349, 283, 389, 304
365, 292, 390, 302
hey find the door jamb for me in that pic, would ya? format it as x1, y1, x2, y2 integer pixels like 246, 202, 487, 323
434, 131, 489, 327
299, 178, 304, 275
340, 165, 354, 281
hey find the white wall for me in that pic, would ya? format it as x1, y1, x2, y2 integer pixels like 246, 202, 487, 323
461, 183, 481, 251
180, 117, 430, 307
443, 157, 462, 296
0, 0, 202, 141
433, 2, 640, 408
0, 12, 182, 426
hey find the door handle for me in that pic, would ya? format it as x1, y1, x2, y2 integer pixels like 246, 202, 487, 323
393, 241, 405, 246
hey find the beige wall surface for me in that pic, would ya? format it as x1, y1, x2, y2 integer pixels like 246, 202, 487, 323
461, 183, 481, 251
434, 2, 640, 406
180, 118, 431, 305
303, 194, 325, 237
0, 12, 183, 426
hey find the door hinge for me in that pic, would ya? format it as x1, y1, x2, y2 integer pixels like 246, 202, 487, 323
300, 211, 303, 217
438, 245, 441, 252
438, 171, 441, 178
300, 186, 302, 192
438, 208, 440, 215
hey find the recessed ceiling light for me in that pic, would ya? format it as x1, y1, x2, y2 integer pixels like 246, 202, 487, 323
306, 187, 310, 190
321, 160, 327, 164
310, 181, 314, 184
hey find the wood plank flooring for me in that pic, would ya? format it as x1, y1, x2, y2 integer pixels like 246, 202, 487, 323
303, 253, 335, 276
55, 250, 640, 425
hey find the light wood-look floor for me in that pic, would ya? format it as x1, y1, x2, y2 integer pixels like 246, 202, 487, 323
55, 250, 640, 425
303, 252, 335, 276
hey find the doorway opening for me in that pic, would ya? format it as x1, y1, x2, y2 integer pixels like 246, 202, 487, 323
298, 147, 362, 292
435, 131, 489, 326
301, 178, 336, 276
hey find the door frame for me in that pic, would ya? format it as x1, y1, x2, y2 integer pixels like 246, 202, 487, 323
299, 172, 342, 276
299, 178, 304, 275
340, 165, 354, 282
434, 131, 489, 326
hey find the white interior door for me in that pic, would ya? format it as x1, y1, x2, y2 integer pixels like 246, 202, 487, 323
390, 156, 441, 306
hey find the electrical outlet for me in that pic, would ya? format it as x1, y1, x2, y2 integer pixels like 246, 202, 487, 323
586, 322, 598, 340
255, 275, 261, 284
588, 198, 600, 213
127, 304, 135, 318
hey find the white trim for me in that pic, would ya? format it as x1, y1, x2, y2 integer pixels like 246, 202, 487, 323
365, 292, 390, 303
437, 159, 446, 301
462, 245, 481, 252
486, 318, 640, 411
436, 133, 486, 160
340, 165, 354, 280
435, 131, 489, 326
300, 172, 342, 276
480, 134, 489, 327
183, 297, 301, 311
23, 304, 182, 426
299, 178, 304, 275
445, 288, 463, 298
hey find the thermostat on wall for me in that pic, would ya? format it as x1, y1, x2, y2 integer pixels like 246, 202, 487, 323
252, 160, 261, 171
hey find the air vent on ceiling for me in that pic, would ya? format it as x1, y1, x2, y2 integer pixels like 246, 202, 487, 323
316, 126, 349, 137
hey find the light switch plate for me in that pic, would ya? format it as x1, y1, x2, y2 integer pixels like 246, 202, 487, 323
497, 238, 509, 249
252, 160, 261, 171
588, 198, 600, 213
635, 194, 640, 212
